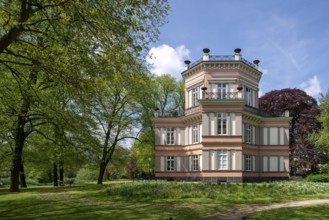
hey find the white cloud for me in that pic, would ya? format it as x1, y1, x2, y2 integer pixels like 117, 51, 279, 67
147, 44, 190, 79
299, 75, 321, 97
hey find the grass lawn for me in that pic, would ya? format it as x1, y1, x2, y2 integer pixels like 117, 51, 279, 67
1, 181, 329, 219
248, 205, 329, 219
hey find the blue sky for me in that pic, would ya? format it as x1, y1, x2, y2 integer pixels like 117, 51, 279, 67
147, 0, 329, 100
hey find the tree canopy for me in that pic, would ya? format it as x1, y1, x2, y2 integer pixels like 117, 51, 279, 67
0, 0, 169, 191
309, 90, 329, 158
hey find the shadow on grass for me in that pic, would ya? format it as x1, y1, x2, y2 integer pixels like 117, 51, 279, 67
0, 195, 203, 220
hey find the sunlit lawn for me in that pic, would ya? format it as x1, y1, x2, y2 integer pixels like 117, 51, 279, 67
248, 205, 329, 219
1, 181, 329, 219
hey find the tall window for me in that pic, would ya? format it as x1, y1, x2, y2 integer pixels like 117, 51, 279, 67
245, 155, 252, 171
192, 87, 199, 107
166, 128, 174, 145
244, 87, 255, 107
218, 83, 227, 99
192, 155, 199, 171
218, 150, 228, 170
192, 125, 199, 143
218, 113, 227, 135
244, 124, 253, 144
166, 156, 175, 171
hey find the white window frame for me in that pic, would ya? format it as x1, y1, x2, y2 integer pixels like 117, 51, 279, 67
166, 128, 175, 145
166, 156, 175, 171
244, 124, 253, 144
192, 125, 199, 143
218, 83, 227, 99
191, 87, 199, 107
218, 113, 227, 135
245, 155, 252, 171
218, 150, 228, 170
192, 155, 199, 171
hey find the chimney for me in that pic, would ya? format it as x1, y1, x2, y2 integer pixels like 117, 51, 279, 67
203, 48, 210, 61
184, 60, 191, 70
234, 48, 241, 60
253, 60, 260, 69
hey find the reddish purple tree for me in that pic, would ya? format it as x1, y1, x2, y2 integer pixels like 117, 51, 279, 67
259, 88, 327, 175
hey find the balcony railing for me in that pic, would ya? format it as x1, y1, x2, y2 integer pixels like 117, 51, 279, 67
189, 55, 257, 69
202, 92, 241, 100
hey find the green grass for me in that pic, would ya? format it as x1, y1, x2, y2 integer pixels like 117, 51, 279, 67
1, 181, 329, 219
248, 205, 329, 219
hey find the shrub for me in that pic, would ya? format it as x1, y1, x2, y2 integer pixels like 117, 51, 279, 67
318, 163, 329, 174
75, 168, 98, 182
304, 174, 329, 182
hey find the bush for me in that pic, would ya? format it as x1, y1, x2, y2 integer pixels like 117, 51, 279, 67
318, 163, 329, 174
304, 174, 329, 182
75, 168, 98, 182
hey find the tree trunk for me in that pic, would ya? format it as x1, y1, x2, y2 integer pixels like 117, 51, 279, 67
20, 159, 27, 188
59, 159, 64, 186
97, 162, 107, 184
10, 115, 27, 192
48, 169, 53, 183
53, 162, 58, 187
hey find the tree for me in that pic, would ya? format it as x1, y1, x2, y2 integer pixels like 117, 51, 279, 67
309, 90, 329, 160
259, 88, 327, 174
153, 74, 184, 115
0, 0, 169, 192
129, 75, 184, 175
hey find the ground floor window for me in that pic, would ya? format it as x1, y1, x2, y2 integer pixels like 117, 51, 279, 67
245, 155, 252, 171
166, 156, 175, 171
192, 155, 199, 171
218, 150, 228, 170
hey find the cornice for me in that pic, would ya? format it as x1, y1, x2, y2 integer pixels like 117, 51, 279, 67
182, 61, 262, 81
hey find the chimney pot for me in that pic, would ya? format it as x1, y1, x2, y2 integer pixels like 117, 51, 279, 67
234, 48, 241, 54
203, 48, 210, 53
184, 60, 191, 65
253, 60, 260, 65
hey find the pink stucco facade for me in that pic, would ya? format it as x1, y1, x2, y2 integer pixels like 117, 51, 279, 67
154, 48, 291, 182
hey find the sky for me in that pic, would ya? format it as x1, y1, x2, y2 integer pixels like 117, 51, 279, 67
147, 0, 329, 101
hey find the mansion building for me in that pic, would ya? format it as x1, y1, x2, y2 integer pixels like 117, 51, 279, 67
154, 48, 291, 182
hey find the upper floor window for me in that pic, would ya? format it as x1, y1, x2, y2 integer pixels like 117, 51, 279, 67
218, 83, 227, 99
166, 128, 175, 145
218, 150, 228, 170
244, 124, 254, 144
192, 125, 199, 143
192, 155, 199, 171
218, 113, 227, 135
191, 87, 199, 107
166, 156, 175, 171
244, 86, 256, 107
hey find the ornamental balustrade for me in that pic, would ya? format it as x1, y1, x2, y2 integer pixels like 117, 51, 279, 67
189, 55, 257, 69
202, 91, 241, 100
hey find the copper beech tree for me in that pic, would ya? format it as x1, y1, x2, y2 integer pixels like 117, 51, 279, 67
259, 88, 327, 175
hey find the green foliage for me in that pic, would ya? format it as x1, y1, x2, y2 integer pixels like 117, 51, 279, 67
318, 163, 329, 173
0, 0, 169, 190
131, 131, 155, 173
75, 168, 99, 182
153, 74, 185, 115
304, 174, 329, 182
103, 181, 329, 201
310, 90, 329, 152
